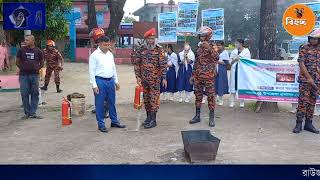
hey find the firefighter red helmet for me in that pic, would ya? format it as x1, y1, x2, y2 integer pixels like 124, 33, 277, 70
144, 28, 156, 39
197, 26, 213, 41
46, 40, 55, 46
89, 28, 105, 42
309, 28, 320, 38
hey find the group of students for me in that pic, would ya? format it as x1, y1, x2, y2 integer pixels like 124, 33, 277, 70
160, 39, 251, 108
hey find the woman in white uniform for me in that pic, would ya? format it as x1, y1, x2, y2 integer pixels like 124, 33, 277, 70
161, 45, 178, 101
229, 39, 251, 108
177, 43, 195, 103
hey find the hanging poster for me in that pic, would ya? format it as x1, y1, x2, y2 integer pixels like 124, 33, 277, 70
177, 2, 199, 34
158, 12, 177, 43
202, 8, 224, 40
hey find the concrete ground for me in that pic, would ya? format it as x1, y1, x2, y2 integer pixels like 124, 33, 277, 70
0, 63, 319, 164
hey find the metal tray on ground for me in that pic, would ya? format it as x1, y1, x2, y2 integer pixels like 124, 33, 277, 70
181, 130, 220, 163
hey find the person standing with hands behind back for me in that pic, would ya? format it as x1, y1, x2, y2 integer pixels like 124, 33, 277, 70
293, 29, 320, 134
89, 36, 125, 133
16, 35, 44, 119
41, 40, 64, 93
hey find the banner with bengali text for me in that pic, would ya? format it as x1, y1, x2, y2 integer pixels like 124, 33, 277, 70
238, 58, 301, 103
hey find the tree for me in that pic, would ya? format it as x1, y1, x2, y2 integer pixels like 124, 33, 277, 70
106, 0, 127, 40
0, 3, 3, 22
122, 16, 136, 23
4, 0, 72, 46
87, 0, 98, 32
198, 0, 302, 58
198, 0, 260, 57
255, 0, 279, 113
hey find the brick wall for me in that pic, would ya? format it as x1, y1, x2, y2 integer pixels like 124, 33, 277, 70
75, 48, 132, 64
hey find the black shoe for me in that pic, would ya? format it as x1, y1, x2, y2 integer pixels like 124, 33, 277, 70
98, 127, 108, 133
111, 122, 126, 128
190, 108, 201, 124
144, 112, 157, 129
304, 120, 319, 134
292, 120, 303, 133
142, 111, 150, 126
209, 110, 215, 127
20, 115, 29, 120
29, 115, 43, 119
92, 109, 96, 114
56, 85, 62, 93
40, 85, 48, 91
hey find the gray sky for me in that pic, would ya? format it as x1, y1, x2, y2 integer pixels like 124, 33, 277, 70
124, 0, 179, 16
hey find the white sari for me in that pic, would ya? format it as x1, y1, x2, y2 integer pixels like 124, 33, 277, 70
229, 48, 251, 93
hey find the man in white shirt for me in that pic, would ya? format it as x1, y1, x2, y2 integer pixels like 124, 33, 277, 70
89, 36, 125, 133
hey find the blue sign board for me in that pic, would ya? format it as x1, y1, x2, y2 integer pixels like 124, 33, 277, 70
97, 12, 104, 26
202, 8, 224, 40
3, 3, 46, 30
305, 2, 320, 29
177, 2, 199, 34
64, 10, 81, 62
158, 12, 177, 43
120, 24, 133, 30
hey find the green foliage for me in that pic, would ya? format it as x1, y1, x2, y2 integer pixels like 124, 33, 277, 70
0, 3, 3, 21
248, 102, 257, 112
122, 16, 136, 23
4, 0, 72, 45
47, 106, 61, 112
197, 0, 304, 57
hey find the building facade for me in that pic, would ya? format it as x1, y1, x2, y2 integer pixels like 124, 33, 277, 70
72, 0, 111, 47
133, 1, 178, 22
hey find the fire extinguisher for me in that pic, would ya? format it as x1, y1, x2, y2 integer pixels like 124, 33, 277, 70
62, 97, 72, 125
134, 85, 144, 110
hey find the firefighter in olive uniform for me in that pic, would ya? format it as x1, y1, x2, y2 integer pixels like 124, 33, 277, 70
132, 28, 168, 129
293, 29, 320, 134
190, 26, 219, 127
41, 40, 64, 93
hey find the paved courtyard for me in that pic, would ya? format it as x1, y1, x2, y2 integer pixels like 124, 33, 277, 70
0, 63, 319, 164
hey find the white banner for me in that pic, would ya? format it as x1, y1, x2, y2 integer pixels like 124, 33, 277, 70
238, 58, 301, 103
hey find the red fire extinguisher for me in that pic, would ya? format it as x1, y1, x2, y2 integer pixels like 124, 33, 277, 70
62, 97, 72, 125
134, 85, 144, 110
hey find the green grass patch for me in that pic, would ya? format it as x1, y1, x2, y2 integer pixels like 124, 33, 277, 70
47, 106, 61, 112
247, 102, 257, 111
